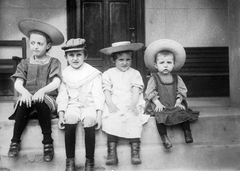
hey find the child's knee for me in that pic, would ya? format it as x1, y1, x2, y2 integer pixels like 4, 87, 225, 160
83, 116, 95, 128
65, 114, 79, 124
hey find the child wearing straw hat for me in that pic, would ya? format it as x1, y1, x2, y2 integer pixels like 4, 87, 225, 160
100, 41, 149, 165
8, 18, 64, 162
57, 38, 105, 171
144, 39, 199, 149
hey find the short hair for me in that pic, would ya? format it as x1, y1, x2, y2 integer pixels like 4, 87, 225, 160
28, 30, 52, 52
111, 50, 133, 61
155, 50, 175, 63
65, 49, 88, 57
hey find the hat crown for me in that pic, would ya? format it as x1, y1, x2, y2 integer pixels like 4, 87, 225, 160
65, 38, 86, 47
112, 41, 131, 47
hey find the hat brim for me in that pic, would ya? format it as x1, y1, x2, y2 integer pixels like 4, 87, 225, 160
100, 43, 144, 55
18, 18, 64, 46
144, 39, 186, 73
64, 48, 85, 52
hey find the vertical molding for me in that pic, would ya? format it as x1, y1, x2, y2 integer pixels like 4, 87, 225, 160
228, 0, 240, 106
67, 0, 77, 39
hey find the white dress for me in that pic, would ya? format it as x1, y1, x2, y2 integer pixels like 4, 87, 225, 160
102, 67, 149, 138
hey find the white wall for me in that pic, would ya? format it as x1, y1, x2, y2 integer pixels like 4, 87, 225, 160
145, 0, 228, 47
0, 0, 229, 66
0, 0, 67, 68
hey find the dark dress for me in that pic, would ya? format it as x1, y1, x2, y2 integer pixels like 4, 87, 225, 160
145, 73, 199, 126
9, 57, 62, 120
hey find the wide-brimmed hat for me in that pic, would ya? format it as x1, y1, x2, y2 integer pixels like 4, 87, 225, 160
100, 41, 144, 55
18, 18, 64, 46
62, 38, 86, 52
144, 39, 186, 73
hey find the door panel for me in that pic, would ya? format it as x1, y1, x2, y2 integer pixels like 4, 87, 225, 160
67, 0, 146, 81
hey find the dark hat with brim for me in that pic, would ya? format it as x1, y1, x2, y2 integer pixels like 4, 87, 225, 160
18, 18, 64, 46
144, 39, 186, 73
100, 41, 144, 55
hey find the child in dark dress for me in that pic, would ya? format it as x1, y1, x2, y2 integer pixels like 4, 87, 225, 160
8, 18, 64, 162
144, 39, 199, 149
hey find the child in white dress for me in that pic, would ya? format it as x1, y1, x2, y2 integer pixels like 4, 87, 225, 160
100, 41, 149, 165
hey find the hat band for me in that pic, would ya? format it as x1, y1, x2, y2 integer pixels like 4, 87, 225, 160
62, 43, 86, 50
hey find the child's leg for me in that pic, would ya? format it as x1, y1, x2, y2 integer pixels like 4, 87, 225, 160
8, 103, 31, 157
35, 102, 54, 162
36, 102, 53, 144
11, 103, 31, 143
156, 122, 172, 149
180, 121, 193, 143
83, 116, 96, 170
65, 114, 78, 171
106, 134, 118, 165
129, 138, 141, 164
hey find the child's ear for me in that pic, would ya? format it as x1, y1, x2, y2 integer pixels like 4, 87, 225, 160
154, 63, 158, 69
110, 57, 115, 64
47, 43, 52, 50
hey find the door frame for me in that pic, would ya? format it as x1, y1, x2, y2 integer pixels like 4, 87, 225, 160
66, 0, 147, 84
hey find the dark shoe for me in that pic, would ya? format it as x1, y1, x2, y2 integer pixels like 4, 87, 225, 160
184, 130, 193, 143
66, 158, 76, 171
43, 143, 54, 162
130, 142, 141, 164
85, 158, 94, 171
8, 142, 20, 158
160, 135, 172, 149
106, 142, 118, 165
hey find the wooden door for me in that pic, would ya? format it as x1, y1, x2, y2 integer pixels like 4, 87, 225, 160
67, 0, 146, 83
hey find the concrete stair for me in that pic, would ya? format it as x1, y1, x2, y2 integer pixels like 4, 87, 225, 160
1, 97, 240, 171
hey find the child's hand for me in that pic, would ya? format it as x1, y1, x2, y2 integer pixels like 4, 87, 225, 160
95, 115, 102, 130
32, 89, 45, 103
174, 103, 186, 110
128, 103, 138, 115
107, 102, 119, 113
19, 91, 32, 107
174, 98, 186, 110
58, 115, 66, 130
154, 100, 165, 112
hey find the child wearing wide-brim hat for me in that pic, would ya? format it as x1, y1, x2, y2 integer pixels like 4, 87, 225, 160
57, 38, 105, 171
100, 41, 149, 165
144, 39, 199, 149
8, 18, 64, 162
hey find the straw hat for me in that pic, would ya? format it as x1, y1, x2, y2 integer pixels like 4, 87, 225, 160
62, 38, 86, 52
100, 41, 144, 55
144, 39, 186, 73
18, 18, 64, 46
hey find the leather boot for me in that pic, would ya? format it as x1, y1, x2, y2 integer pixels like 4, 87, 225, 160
85, 158, 94, 171
8, 142, 20, 158
106, 142, 118, 165
43, 143, 54, 162
66, 158, 76, 171
130, 142, 141, 164
184, 130, 193, 143
160, 135, 172, 149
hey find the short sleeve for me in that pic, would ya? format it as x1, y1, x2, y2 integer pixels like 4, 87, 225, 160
131, 70, 144, 90
49, 58, 62, 81
102, 70, 113, 92
11, 59, 28, 82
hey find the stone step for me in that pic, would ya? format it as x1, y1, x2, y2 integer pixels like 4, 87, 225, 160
1, 106, 240, 150
1, 142, 240, 171
1, 97, 240, 171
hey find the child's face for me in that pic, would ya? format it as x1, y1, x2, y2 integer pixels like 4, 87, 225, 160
154, 53, 175, 74
114, 52, 132, 72
65, 50, 86, 69
29, 33, 51, 58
